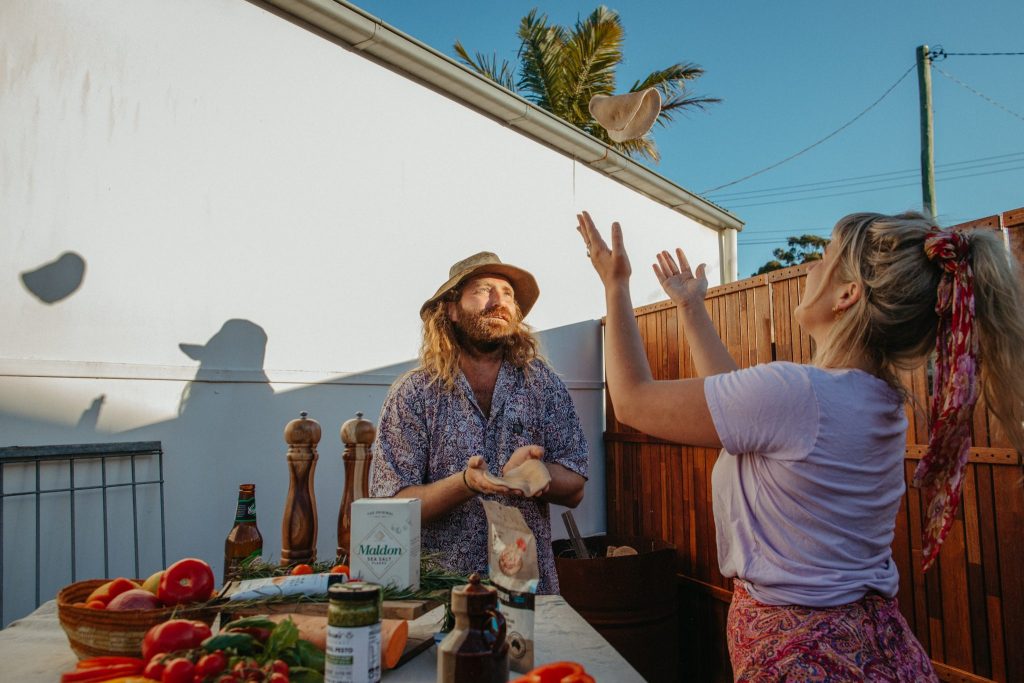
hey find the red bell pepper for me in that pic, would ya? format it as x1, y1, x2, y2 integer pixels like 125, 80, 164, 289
511, 661, 596, 683
60, 656, 144, 683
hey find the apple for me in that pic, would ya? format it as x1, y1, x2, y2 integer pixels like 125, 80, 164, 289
106, 588, 163, 610
142, 570, 164, 595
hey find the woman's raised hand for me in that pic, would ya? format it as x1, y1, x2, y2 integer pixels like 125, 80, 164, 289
654, 248, 707, 310
576, 211, 631, 287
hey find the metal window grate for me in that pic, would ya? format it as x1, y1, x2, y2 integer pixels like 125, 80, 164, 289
0, 441, 166, 626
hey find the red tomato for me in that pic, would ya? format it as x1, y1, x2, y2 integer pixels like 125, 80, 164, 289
195, 651, 228, 677
329, 564, 349, 577
268, 674, 288, 683
289, 563, 313, 575
215, 676, 239, 683
161, 658, 195, 683
142, 619, 212, 662
268, 660, 288, 675
157, 558, 215, 604
144, 654, 167, 680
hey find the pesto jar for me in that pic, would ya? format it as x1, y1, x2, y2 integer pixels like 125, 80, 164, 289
325, 582, 382, 683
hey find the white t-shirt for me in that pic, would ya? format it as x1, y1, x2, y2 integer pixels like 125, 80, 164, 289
704, 361, 907, 607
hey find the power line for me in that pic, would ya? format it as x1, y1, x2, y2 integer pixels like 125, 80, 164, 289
931, 48, 1024, 57
933, 67, 1024, 123
726, 163, 1024, 209
708, 152, 1024, 200
700, 63, 916, 194
709, 152, 1024, 201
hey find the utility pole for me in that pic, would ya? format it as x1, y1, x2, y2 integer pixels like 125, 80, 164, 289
916, 45, 936, 220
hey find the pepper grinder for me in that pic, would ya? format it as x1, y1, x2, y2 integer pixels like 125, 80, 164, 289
337, 411, 377, 563
281, 410, 320, 566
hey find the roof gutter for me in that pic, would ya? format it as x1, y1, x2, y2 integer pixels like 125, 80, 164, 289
265, 0, 743, 246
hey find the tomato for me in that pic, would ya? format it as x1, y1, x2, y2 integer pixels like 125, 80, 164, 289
143, 655, 167, 680
85, 599, 107, 610
267, 660, 288, 675
142, 619, 213, 662
329, 564, 349, 577
268, 674, 288, 683
157, 558, 215, 605
289, 564, 312, 575
161, 658, 195, 683
215, 676, 239, 683
195, 651, 227, 677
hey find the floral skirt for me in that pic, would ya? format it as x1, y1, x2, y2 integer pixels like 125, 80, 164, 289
727, 582, 938, 682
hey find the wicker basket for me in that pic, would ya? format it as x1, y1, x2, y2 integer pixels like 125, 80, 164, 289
57, 579, 217, 659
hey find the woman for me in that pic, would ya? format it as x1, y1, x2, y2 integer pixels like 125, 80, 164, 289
576, 210, 1024, 681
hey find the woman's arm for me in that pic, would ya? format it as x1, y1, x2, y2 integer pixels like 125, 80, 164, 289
578, 212, 723, 448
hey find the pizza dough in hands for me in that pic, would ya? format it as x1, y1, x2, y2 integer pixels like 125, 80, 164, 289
481, 458, 552, 497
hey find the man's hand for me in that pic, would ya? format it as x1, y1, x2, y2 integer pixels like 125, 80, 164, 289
503, 445, 544, 474
464, 448, 550, 498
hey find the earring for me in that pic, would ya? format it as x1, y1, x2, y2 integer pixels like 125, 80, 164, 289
832, 305, 844, 320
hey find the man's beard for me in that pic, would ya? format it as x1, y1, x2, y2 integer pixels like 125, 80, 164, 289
452, 304, 519, 354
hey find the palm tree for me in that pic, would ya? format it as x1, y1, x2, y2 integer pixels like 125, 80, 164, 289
454, 6, 719, 162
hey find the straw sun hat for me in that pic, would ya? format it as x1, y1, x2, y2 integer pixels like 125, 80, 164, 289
420, 252, 539, 320
588, 88, 663, 143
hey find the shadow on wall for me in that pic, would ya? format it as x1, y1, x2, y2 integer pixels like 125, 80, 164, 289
0, 315, 604, 627
20, 252, 87, 304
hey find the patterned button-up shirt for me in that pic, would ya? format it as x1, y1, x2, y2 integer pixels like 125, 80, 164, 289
370, 359, 588, 594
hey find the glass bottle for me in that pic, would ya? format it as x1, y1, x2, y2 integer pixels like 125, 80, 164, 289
325, 582, 382, 683
224, 483, 264, 582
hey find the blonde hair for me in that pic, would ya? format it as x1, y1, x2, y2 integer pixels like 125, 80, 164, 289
813, 211, 1024, 455
417, 294, 544, 390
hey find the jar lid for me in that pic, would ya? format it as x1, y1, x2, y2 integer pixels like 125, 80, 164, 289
328, 582, 381, 602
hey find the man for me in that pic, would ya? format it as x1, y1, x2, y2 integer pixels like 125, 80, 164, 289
370, 252, 588, 594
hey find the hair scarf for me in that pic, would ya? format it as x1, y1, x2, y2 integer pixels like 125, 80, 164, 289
914, 229, 978, 572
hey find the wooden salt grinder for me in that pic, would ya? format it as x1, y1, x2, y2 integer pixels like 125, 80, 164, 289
281, 410, 320, 566
337, 411, 376, 563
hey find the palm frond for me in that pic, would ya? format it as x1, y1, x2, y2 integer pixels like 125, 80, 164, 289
453, 41, 517, 92
560, 6, 623, 126
516, 9, 567, 110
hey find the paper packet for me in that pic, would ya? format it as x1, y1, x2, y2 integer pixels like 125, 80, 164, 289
482, 500, 538, 673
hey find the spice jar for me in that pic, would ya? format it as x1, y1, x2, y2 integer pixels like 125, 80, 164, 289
326, 582, 382, 683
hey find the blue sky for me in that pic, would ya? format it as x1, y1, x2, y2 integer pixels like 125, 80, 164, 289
352, 0, 1024, 277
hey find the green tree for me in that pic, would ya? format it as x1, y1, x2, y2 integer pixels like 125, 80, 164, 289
752, 234, 830, 276
454, 6, 718, 162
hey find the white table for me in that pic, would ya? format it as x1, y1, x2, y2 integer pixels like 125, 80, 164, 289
0, 596, 644, 682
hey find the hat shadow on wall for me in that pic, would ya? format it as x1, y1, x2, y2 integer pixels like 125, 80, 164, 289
177, 319, 272, 416
20, 252, 87, 304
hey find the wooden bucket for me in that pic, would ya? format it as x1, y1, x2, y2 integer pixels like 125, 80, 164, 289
554, 536, 678, 683
56, 579, 216, 659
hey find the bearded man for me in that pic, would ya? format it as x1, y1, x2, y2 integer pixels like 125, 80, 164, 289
370, 252, 588, 594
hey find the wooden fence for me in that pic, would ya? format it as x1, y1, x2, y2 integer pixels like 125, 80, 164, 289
605, 208, 1024, 683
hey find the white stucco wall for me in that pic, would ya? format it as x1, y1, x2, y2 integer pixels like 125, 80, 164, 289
0, 0, 722, 623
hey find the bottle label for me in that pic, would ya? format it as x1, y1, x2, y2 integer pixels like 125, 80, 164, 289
325, 623, 381, 683
235, 496, 257, 523
224, 549, 262, 581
